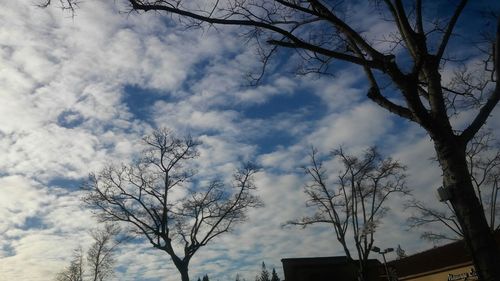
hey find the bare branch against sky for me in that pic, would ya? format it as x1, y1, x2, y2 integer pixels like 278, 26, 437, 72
83, 129, 262, 281
288, 146, 408, 281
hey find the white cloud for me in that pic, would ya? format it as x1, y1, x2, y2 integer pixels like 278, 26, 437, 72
0, 175, 97, 280
305, 101, 394, 152
0, 1, 498, 281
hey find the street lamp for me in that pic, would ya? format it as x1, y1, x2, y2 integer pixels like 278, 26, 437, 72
372, 246, 394, 281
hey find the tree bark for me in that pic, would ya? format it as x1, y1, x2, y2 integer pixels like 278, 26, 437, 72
179, 266, 189, 281
173, 258, 190, 281
434, 136, 500, 281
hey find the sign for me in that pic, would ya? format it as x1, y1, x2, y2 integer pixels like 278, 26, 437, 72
447, 268, 478, 281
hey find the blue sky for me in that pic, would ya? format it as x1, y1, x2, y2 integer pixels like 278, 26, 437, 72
0, 1, 499, 281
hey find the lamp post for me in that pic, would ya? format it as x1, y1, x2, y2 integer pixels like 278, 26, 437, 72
372, 246, 394, 281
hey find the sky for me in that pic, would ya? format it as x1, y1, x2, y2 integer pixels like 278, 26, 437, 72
0, 1, 499, 281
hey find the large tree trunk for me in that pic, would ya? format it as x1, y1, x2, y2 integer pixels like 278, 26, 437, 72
434, 137, 500, 281
173, 258, 190, 281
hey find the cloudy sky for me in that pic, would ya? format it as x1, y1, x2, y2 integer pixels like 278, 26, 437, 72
0, 1, 499, 281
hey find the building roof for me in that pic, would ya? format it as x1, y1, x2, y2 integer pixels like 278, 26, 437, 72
388, 231, 500, 278
281, 256, 382, 281
282, 256, 350, 264
281, 256, 381, 266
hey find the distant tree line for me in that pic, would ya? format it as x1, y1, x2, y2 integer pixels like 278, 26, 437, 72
196, 274, 210, 281
232, 262, 280, 281
194, 262, 281, 281
255, 262, 280, 281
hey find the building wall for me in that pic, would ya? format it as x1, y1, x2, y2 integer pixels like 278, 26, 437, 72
400, 264, 478, 281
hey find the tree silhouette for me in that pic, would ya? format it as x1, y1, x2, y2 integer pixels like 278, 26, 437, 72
55, 248, 84, 281
256, 262, 270, 281
83, 129, 262, 281
270, 268, 280, 281
289, 147, 407, 280
87, 224, 122, 281
54, 224, 122, 281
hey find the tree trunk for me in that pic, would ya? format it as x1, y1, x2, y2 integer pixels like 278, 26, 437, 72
179, 266, 189, 281
434, 138, 500, 281
356, 265, 366, 281
173, 258, 190, 281
346, 257, 366, 281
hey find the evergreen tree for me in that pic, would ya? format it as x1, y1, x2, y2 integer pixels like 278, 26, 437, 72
202, 274, 209, 281
256, 262, 270, 281
270, 268, 280, 281
396, 244, 407, 259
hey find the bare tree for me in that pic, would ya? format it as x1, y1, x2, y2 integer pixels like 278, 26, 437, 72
408, 131, 500, 242
54, 224, 122, 281
44, 1, 500, 279
56, 247, 84, 281
87, 224, 122, 281
82, 129, 262, 281
288, 147, 407, 281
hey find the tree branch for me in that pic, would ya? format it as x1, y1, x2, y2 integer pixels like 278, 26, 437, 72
415, 0, 424, 35
266, 39, 382, 69
383, 0, 419, 59
436, 0, 469, 61
461, 17, 500, 143
366, 86, 415, 122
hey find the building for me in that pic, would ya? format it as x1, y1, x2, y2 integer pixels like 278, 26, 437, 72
280, 231, 500, 281
281, 256, 383, 281
387, 231, 500, 281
